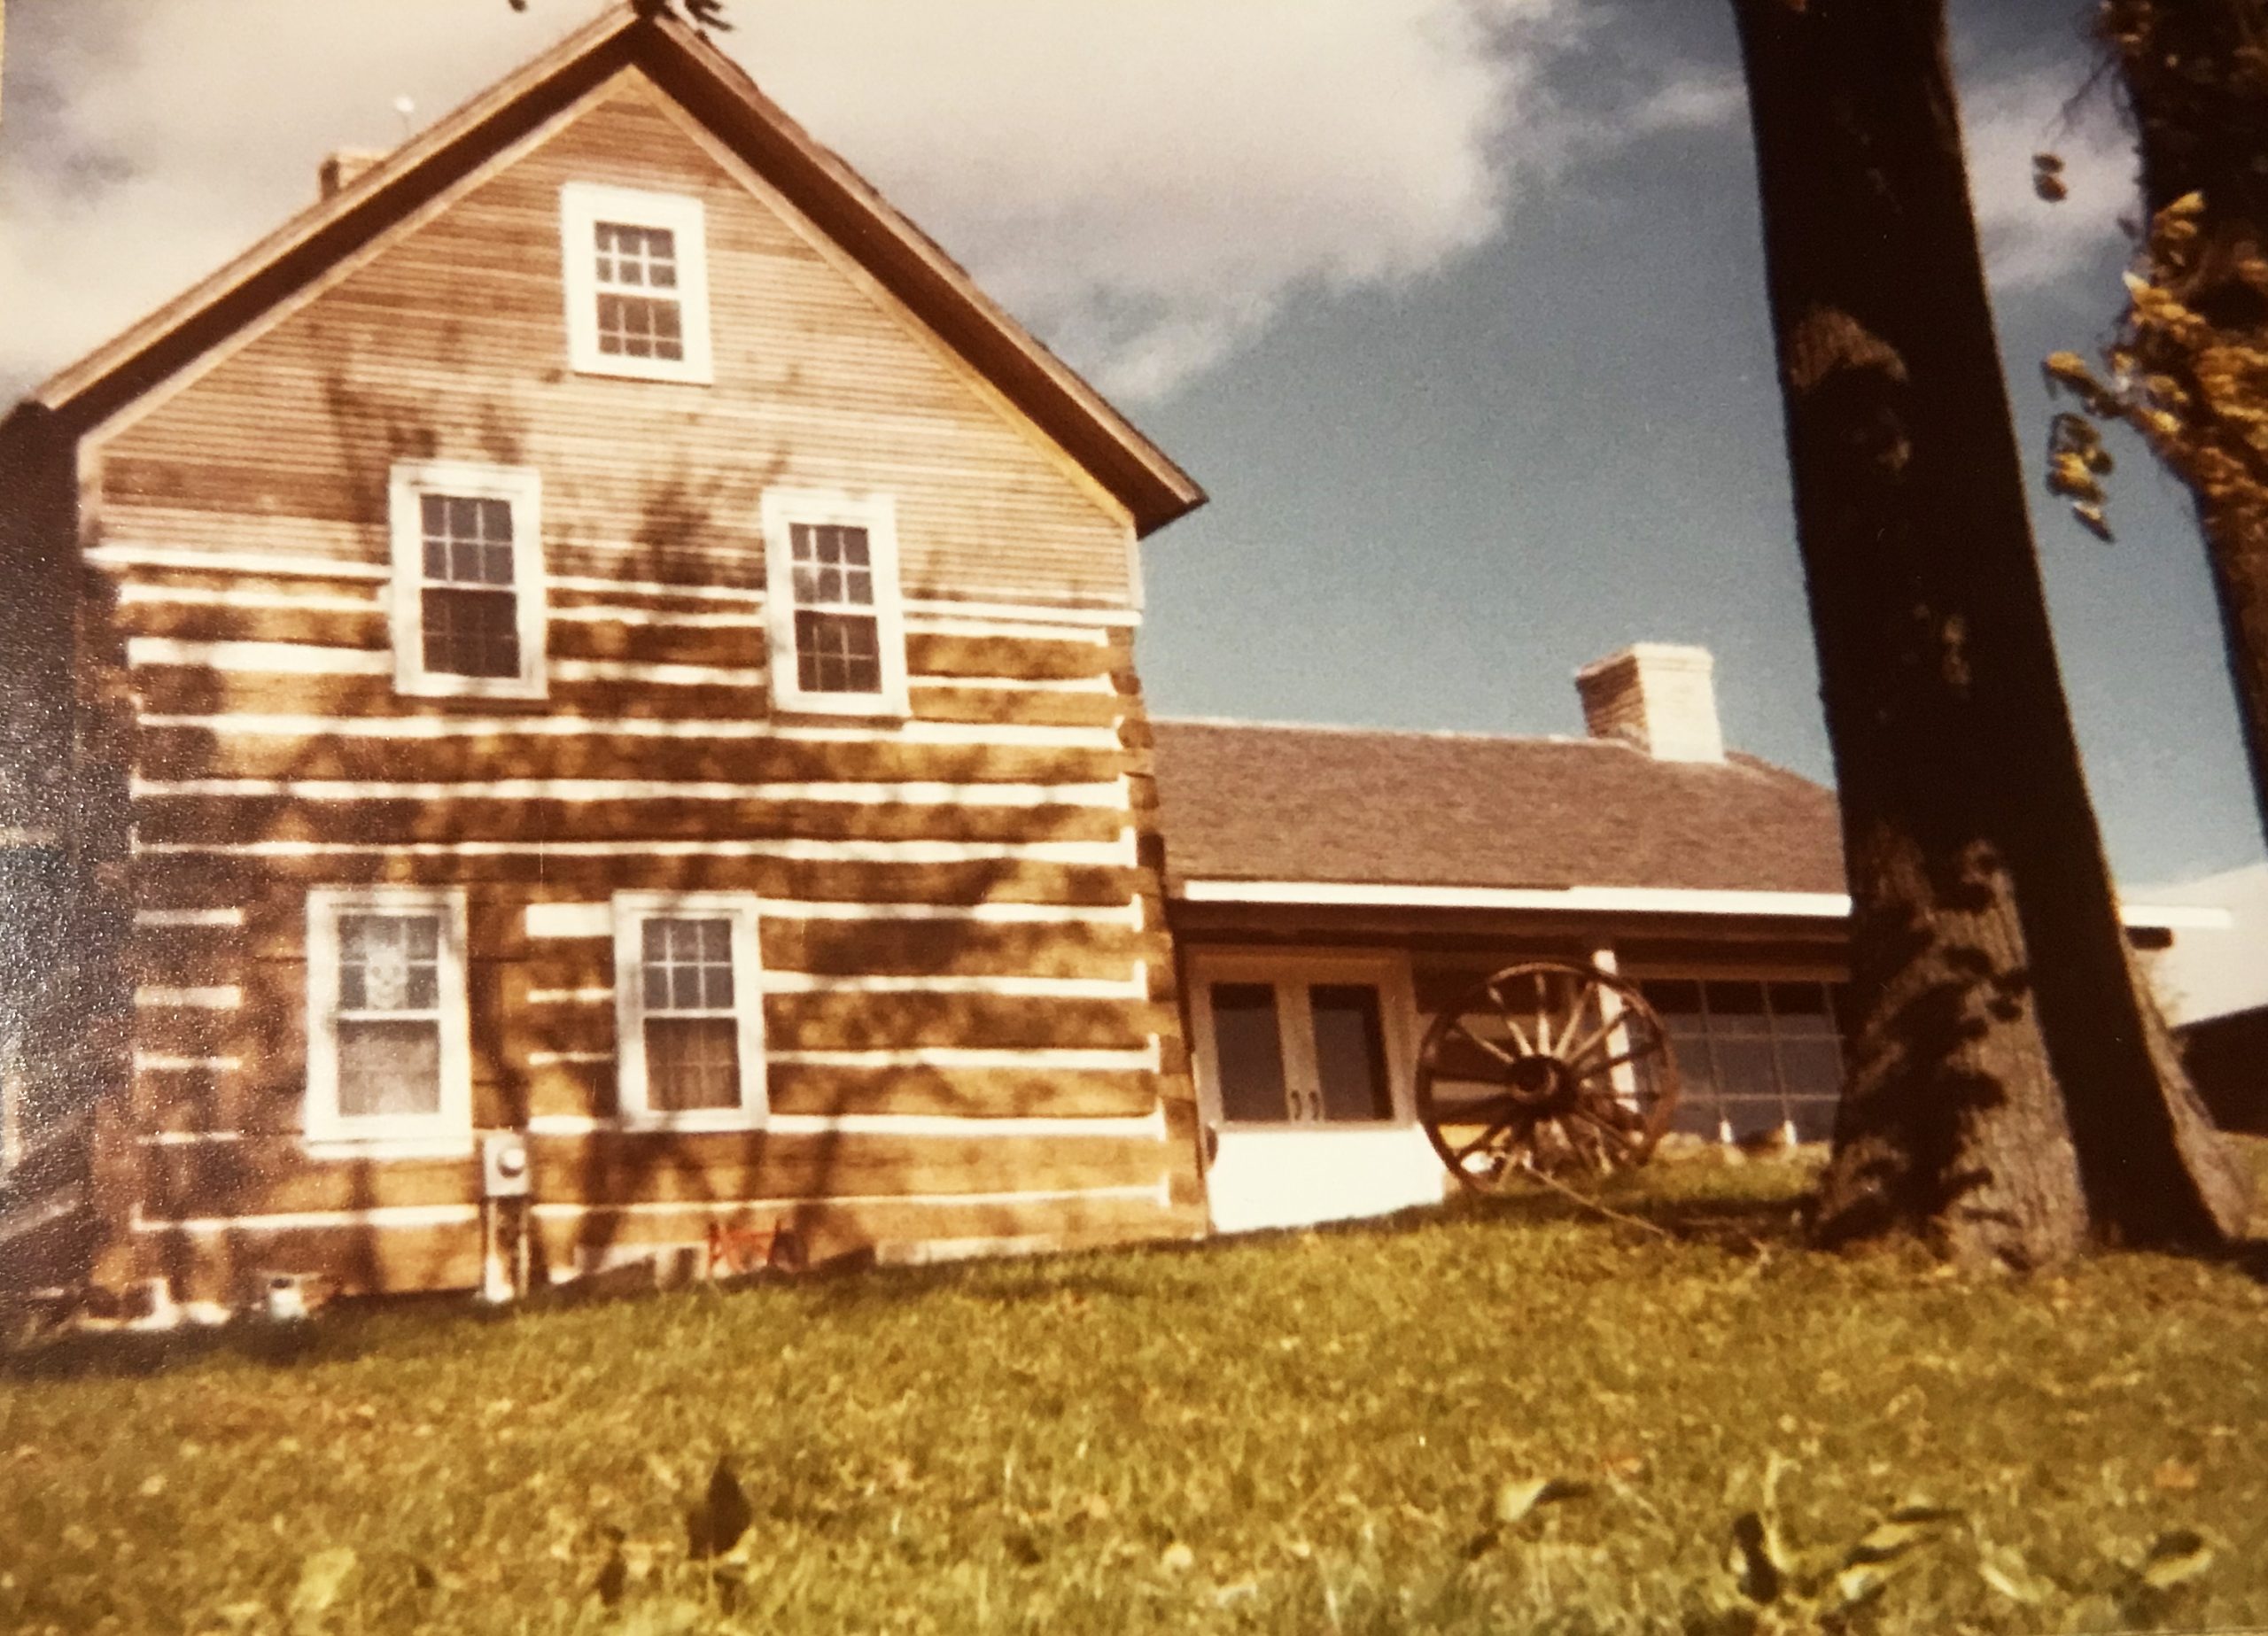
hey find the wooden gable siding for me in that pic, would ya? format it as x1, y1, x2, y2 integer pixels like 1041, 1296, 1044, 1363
93, 74, 1137, 608
73, 74, 1204, 1301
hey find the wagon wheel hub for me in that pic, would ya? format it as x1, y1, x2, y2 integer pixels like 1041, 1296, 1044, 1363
1413, 958, 1682, 1195
1503, 1052, 1572, 1108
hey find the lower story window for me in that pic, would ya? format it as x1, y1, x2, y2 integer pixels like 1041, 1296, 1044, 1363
613, 894, 766, 1127
1201, 973, 1398, 1125
1637, 978, 1846, 1142
306, 888, 471, 1143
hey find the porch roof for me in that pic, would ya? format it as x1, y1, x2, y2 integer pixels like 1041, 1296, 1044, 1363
1150, 717, 1845, 899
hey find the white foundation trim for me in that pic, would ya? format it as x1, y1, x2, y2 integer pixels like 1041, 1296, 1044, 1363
87, 545, 393, 581
135, 907, 246, 928
136, 712, 1121, 751
526, 897, 1145, 937
528, 1180, 1167, 1221
1175, 878, 2225, 930
767, 1042, 1161, 1072
524, 1103, 1166, 1140
133, 1203, 482, 1234
133, 986, 244, 1010
903, 616, 1107, 646
138, 834, 1138, 865
127, 639, 391, 674
134, 776, 1129, 808
548, 605, 766, 628
550, 658, 766, 686
118, 584, 382, 612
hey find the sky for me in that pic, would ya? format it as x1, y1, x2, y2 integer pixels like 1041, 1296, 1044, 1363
0, 0, 2258, 888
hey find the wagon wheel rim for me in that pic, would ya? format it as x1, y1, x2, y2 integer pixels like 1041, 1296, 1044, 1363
1416, 959, 1680, 1194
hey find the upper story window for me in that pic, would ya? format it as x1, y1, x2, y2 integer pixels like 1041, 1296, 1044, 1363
560, 182, 714, 384
387, 461, 546, 699
761, 489, 909, 717
612, 893, 766, 1130
306, 887, 472, 1147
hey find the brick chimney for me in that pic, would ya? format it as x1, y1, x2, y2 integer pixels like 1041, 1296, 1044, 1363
1574, 643, 1726, 764
318, 150, 391, 199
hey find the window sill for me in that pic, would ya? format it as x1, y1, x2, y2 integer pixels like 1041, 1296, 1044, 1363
393, 672, 548, 702
617, 1112, 770, 1136
772, 693, 913, 723
300, 1134, 478, 1162
568, 356, 714, 387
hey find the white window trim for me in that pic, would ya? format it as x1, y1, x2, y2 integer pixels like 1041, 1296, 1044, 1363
611, 891, 768, 1131
1187, 949, 1418, 1132
305, 886, 473, 1147
760, 488, 911, 718
387, 460, 548, 700
559, 182, 715, 385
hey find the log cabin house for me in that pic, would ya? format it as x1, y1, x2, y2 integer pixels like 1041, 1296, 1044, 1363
0, 5, 2224, 1313
0, 4, 1209, 1311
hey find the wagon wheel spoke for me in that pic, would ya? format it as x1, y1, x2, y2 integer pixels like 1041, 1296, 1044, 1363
1452, 1110, 1530, 1167
1554, 1004, 1623, 1076
1450, 1021, 1520, 1068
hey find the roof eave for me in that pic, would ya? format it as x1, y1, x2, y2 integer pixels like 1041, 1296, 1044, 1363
26, 4, 1206, 535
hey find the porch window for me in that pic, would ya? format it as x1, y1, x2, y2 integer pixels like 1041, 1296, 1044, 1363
306, 888, 471, 1144
612, 893, 766, 1128
1637, 978, 1846, 1142
761, 490, 909, 717
387, 461, 546, 699
1200, 975, 1398, 1125
559, 182, 713, 384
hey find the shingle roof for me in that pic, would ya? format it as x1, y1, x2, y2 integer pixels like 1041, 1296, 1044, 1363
1150, 718, 1845, 896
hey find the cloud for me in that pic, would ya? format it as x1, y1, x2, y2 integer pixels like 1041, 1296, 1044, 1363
0, 0, 1593, 407
1961, 65, 2140, 292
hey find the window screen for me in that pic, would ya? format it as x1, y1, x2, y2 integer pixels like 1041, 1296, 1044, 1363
334, 913, 445, 1120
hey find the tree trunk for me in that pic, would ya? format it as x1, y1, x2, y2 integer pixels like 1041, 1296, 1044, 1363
1730, 0, 2252, 1264
2099, 0, 2268, 853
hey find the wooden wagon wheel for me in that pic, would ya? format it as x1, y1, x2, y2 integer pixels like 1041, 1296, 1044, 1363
1416, 959, 1680, 1193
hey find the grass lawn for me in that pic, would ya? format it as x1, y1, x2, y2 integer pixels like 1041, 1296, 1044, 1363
4, 1149, 2268, 1636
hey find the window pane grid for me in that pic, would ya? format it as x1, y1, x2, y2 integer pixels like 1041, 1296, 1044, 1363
416, 491, 522, 678
593, 222, 685, 361
1639, 979, 1846, 1142
787, 523, 883, 696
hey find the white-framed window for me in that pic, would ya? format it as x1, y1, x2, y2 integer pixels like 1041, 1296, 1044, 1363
612, 893, 766, 1129
1189, 950, 1417, 1128
305, 887, 472, 1145
760, 489, 910, 717
559, 182, 714, 384
386, 461, 547, 699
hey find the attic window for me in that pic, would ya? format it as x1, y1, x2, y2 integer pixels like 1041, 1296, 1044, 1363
387, 461, 547, 699
560, 182, 713, 384
761, 490, 910, 717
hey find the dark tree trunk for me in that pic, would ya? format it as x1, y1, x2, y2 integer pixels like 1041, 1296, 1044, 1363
2100, 0, 2268, 853
1730, 0, 2251, 1264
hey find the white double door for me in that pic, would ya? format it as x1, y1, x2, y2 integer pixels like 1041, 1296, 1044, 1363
1187, 950, 1448, 1233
